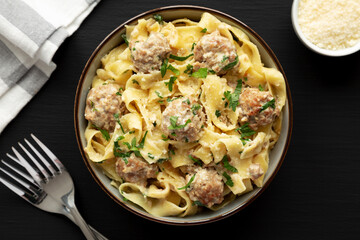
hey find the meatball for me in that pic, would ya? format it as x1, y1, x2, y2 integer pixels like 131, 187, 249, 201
194, 30, 239, 74
130, 32, 171, 74
85, 84, 126, 131
115, 153, 158, 186
238, 88, 279, 130
161, 97, 205, 142
248, 163, 264, 180
186, 168, 224, 207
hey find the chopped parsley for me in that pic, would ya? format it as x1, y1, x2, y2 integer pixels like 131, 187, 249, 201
169, 53, 194, 61
122, 131, 148, 157
155, 91, 163, 98
132, 80, 139, 85
222, 56, 239, 71
148, 153, 155, 159
201, 28, 207, 33
192, 68, 208, 78
113, 136, 130, 164
165, 76, 177, 91
236, 122, 256, 146
208, 69, 216, 74
192, 200, 205, 206
183, 98, 190, 105
168, 116, 191, 130
258, 84, 264, 91
90, 101, 98, 112
92, 124, 110, 141
189, 155, 203, 166
224, 79, 242, 111
215, 110, 221, 118
191, 104, 201, 115
161, 134, 169, 141
113, 113, 125, 134
167, 96, 182, 102
223, 172, 234, 187
121, 34, 129, 46
191, 42, 196, 51
222, 155, 238, 173
184, 64, 194, 76
161, 58, 169, 77
167, 64, 180, 76
178, 173, 196, 190
153, 14, 163, 24
260, 99, 276, 112
222, 55, 229, 63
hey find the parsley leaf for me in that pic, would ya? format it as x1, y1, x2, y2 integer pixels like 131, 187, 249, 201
132, 80, 139, 85
215, 110, 221, 118
260, 99, 276, 112
121, 34, 129, 46
92, 124, 110, 141
189, 155, 203, 166
222, 155, 238, 173
258, 84, 264, 91
165, 76, 177, 91
192, 68, 208, 78
184, 64, 194, 76
223, 172, 234, 187
169, 53, 194, 61
161, 134, 169, 141
178, 173, 196, 190
161, 58, 169, 77
222, 55, 239, 71
224, 79, 242, 111
148, 153, 155, 159
167, 64, 180, 76
155, 91, 163, 98
201, 28, 207, 33
236, 122, 256, 138
168, 116, 191, 130
191, 42, 196, 51
113, 113, 125, 134
153, 14, 163, 24
191, 104, 201, 115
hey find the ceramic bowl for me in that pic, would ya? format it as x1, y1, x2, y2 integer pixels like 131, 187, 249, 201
74, 5, 293, 225
291, 0, 360, 57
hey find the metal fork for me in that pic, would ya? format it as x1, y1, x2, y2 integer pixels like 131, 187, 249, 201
0, 134, 107, 240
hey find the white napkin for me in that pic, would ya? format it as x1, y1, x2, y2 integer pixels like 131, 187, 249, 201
0, 0, 100, 133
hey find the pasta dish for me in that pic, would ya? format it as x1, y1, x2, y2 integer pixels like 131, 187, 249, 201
83, 12, 286, 217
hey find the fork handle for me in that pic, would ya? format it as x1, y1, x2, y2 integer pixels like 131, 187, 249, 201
68, 206, 99, 240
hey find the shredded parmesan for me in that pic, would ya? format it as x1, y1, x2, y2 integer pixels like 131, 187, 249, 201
298, 0, 360, 51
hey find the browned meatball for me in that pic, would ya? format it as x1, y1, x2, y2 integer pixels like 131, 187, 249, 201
186, 168, 224, 207
161, 97, 205, 142
238, 88, 279, 130
194, 30, 238, 74
130, 32, 171, 74
115, 153, 158, 186
85, 84, 126, 131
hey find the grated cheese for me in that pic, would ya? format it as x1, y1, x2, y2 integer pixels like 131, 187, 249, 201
298, 0, 360, 51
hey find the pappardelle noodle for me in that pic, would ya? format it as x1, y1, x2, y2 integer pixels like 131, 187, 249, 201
84, 13, 286, 217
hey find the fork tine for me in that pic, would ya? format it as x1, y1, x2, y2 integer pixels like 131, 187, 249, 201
12, 147, 42, 185
0, 166, 40, 196
0, 176, 37, 204
1, 160, 39, 187
30, 134, 64, 171
18, 142, 50, 181
6, 153, 22, 165
24, 138, 57, 176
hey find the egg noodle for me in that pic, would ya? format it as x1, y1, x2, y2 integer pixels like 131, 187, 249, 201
84, 13, 286, 217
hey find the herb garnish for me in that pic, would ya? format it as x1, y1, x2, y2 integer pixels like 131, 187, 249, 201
155, 91, 163, 99
260, 99, 276, 112
192, 68, 208, 78
183, 98, 190, 105
121, 34, 129, 46
161, 58, 180, 77
222, 155, 238, 173
191, 42, 196, 51
148, 153, 155, 159
192, 200, 205, 206
184, 64, 194, 76
168, 116, 191, 130
236, 122, 256, 146
113, 113, 125, 134
258, 84, 264, 91
201, 28, 207, 33
223, 172, 234, 187
161, 134, 169, 141
222, 56, 239, 71
165, 76, 177, 91
215, 110, 221, 118
92, 124, 110, 141
189, 155, 203, 166
132, 80, 139, 85
169, 53, 194, 61
167, 64, 180, 76
191, 104, 201, 115
224, 79, 242, 111
178, 174, 196, 190
153, 14, 163, 24
122, 131, 148, 157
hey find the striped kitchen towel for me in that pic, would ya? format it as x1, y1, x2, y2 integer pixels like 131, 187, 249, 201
0, 0, 100, 133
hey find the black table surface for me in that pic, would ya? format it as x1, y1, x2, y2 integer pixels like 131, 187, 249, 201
1, 0, 360, 239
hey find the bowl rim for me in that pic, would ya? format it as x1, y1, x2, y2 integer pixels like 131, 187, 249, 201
74, 5, 294, 225
291, 0, 360, 57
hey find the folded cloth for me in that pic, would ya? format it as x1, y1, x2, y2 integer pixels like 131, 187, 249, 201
0, 0, 100, 133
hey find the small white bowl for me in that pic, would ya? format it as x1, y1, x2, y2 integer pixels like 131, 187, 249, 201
291, 0, 360, 57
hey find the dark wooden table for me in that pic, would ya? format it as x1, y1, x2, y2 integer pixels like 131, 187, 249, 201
1, 0, 360, 239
